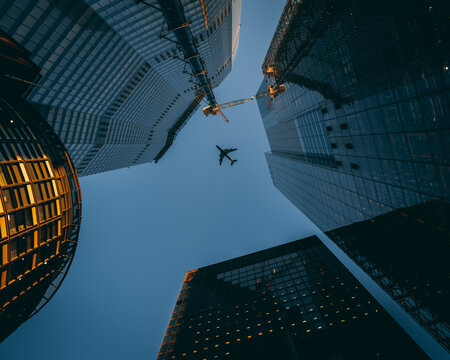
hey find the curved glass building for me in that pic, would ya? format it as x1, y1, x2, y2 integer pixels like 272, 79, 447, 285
0, 30, 82, 342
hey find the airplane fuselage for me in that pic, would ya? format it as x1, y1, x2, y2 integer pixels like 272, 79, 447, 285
216, 145, 234, 162
216, 145, 238, 166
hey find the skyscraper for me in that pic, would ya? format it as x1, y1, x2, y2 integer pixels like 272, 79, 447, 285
258, 0, 449, 231
326, 199, 449, 350
0, 30, 82, 342
257, 0, 449, 351
0, 0, 241, 176
157, 236, 427, 359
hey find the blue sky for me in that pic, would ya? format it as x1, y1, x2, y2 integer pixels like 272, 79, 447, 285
0, 2, 321, 359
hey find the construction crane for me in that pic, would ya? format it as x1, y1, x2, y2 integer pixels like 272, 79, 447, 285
202, 84, 285, 121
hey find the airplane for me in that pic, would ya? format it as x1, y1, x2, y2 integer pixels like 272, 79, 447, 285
216, 145, 238, 166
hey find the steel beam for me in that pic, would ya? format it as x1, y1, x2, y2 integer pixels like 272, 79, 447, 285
155, 0, 217, 107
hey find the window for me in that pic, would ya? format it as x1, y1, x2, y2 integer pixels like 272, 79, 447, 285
0, 164, 25, 184
8, 208, 33, 234
3, 186, 31, 210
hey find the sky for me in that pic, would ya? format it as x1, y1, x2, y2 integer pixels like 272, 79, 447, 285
0, 2, 321, 359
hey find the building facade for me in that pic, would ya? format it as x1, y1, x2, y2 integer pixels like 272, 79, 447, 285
157, 236, 427, 359
0, 0, 241, 176
257, 0, 449, 351
326, 199, 449, 350
259, 0, 449, 231
0, 30, 82, 342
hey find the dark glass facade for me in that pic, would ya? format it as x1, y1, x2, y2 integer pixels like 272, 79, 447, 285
326, 199, 450, 350
258, 0, 449, 231
257, 0, 449, 352
0, 30, 82, 342
158, 236, 426, 359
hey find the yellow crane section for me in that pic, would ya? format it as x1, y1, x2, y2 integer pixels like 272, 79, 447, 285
203, 84, 285, 117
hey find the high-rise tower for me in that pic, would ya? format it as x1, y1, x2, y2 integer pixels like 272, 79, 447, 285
0, 0, 241, 176
157, 236, 427, 359
257, 0, 449, 351
326, 200, 449, 349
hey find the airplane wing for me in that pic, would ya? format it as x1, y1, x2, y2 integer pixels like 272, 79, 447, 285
219, 152, 225, 165
224, 148, 237, 154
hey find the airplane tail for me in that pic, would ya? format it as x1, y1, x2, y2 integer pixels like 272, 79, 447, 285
231, 159, 237, 166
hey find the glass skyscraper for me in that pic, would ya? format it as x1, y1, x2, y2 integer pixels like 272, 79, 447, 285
158, 236, 427, 359
257, 0, 449, 352
326, 199, 449, 350
258, 0, 449, 231
0, 0, 241, 176
0, 30, 82, 342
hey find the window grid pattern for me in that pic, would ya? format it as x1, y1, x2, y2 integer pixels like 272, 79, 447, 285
0, 96, 81, 342
326, 200, 450, 350
157, 237, 426, 359
0, 0, 240, 176
258, 0, 449, 351
259, 0, 449, 231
